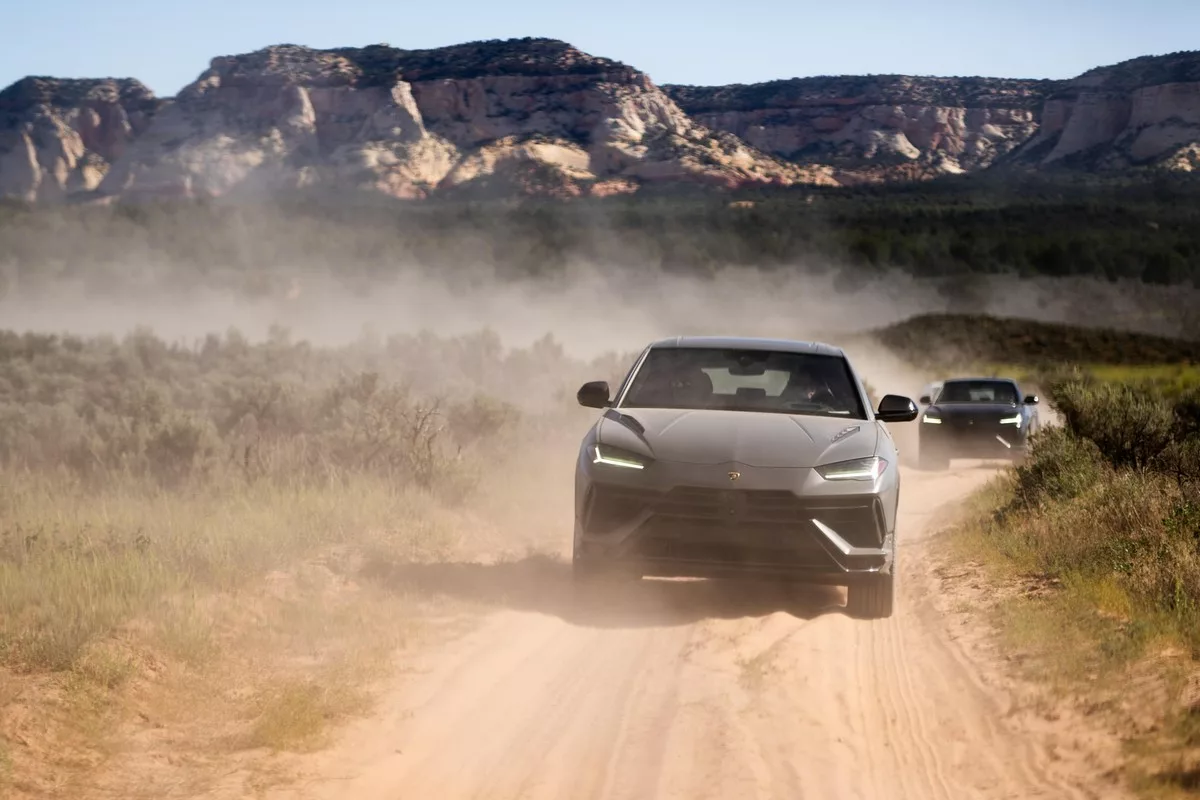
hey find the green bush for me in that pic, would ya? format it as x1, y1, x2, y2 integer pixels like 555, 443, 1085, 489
1051, 380, 1178, 469
1010, 426, 1106, 509
999, 375, 1200, 647
0, 327, 611, 492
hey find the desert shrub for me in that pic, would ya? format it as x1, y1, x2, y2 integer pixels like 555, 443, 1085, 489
0, 325, 591, 674
990, 375, 1200, 648
0, 327, 593, 492
1174, 385, 1200, 438
446, 393, 521, 452
1010, 426, 1106, 509
1156, 438, 1200, 485
996, 466, 1200, 635
1050, 379, 1177, 469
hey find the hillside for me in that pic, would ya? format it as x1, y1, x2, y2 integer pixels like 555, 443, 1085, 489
0, 38, 833, 203
868, 312, 1200, 369
668, 50, 1200, 180
1006, 50, 1200, 172
664, 76, 1056, 178
0, 77, 162, 201
1, 40, 1199, 202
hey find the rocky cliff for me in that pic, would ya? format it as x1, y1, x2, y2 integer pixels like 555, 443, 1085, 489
0, 77, 161, 201
2, 41, 1199, 203
1006, 51, 1200, 172
664, 76, 1056, 178
60, 39, 831, 202
667, 51, 1200, 178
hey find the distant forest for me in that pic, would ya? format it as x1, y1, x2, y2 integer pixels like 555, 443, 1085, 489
2, 173, 1199, 293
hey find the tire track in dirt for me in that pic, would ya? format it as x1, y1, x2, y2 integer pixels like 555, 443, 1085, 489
267, 464, 1123, 800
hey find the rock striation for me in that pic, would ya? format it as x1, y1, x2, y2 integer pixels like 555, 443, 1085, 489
665, 76, 1055, 177
0, 77, 161, 201
1007, 51, 1200, 171
1, 41, 1198, 202
86, 39, 830, 201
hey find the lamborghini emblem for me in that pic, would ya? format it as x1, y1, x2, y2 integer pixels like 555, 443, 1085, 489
728, 471, 741, 481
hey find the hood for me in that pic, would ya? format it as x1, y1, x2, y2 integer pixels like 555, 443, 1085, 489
598, 408, 878, 468
928, 402, 1021, 418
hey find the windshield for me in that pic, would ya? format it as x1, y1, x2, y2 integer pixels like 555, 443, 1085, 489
619, 347, 867, 419
937, 380, 1019, 404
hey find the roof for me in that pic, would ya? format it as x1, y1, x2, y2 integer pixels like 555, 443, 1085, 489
940, 376, 1020, 384
646, 335, 845, 357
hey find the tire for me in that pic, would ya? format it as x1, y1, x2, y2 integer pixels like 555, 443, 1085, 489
846, 573, 895, 620
919, 445, 949, 471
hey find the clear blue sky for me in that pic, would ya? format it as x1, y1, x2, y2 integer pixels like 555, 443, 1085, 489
5, 0, 1198, 96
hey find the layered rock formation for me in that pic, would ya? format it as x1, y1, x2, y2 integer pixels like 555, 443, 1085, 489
1, 41, 1198, 202
0, 77, 161, 201
1007, 51, 1200, 171
665, 76, 1056, 177
79, 39, 831, 201
668, 51, 1200, 178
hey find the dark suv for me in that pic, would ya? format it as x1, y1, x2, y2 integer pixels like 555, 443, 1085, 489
917, 377, 1040, 470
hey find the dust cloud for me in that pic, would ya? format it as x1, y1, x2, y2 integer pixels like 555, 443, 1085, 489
2, 255, 1187, 366
0, 203, 1139, 799
2, 199, 1194, 407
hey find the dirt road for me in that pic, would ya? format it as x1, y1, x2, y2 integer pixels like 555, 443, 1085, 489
270, 465, 1113, 800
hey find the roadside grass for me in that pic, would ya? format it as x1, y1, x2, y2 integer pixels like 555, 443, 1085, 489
945, 377, 1200, 796
0, 325, 602, 796
0, 469, 471, 796
0, 471, 454, 675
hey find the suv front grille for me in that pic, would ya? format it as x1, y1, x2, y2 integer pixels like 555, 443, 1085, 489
583, 485, 885, 548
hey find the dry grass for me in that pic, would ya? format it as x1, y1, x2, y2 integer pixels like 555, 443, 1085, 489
0, 324, 604, 796
243, 671, 374, 753
0, 447, 552, 793
0, 471, 457, 675
948, 380, 1200, 796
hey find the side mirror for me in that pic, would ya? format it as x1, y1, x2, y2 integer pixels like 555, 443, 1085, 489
918, 395, 932, 406
1023, 394, 1039, 405
577, 380, 611, 409
876, 394, 919, 423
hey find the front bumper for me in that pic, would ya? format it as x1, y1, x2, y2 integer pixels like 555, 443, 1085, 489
920, 421, 1028, 458
574, 481, 894, 583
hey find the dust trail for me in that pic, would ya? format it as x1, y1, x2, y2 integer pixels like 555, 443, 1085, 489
5, 265, 1192, 361
262, 464, 1118, 800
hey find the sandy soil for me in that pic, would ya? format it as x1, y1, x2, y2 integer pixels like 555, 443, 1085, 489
264, 464, 1122, 800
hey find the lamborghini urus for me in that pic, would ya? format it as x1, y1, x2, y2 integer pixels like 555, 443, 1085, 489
918, 377, 1041, 470
572, 336, 919, 619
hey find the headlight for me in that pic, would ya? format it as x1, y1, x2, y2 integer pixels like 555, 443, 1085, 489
1000, 415, 1022, 425
816, 455, 888, 481
922, 414, 942, 424
588, 443, 649, 470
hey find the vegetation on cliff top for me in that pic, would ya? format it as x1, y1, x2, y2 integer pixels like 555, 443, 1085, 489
665, 74, 1056, 113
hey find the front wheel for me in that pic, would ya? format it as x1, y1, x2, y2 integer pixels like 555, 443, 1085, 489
846, 573, 895, 619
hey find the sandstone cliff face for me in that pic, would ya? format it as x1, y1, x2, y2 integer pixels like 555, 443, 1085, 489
94, 39, 830, 201
665, 76, 1054, 177
0, 78, 160, 201
1012, 51, 1200, 170
3, 43, 1199, 202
